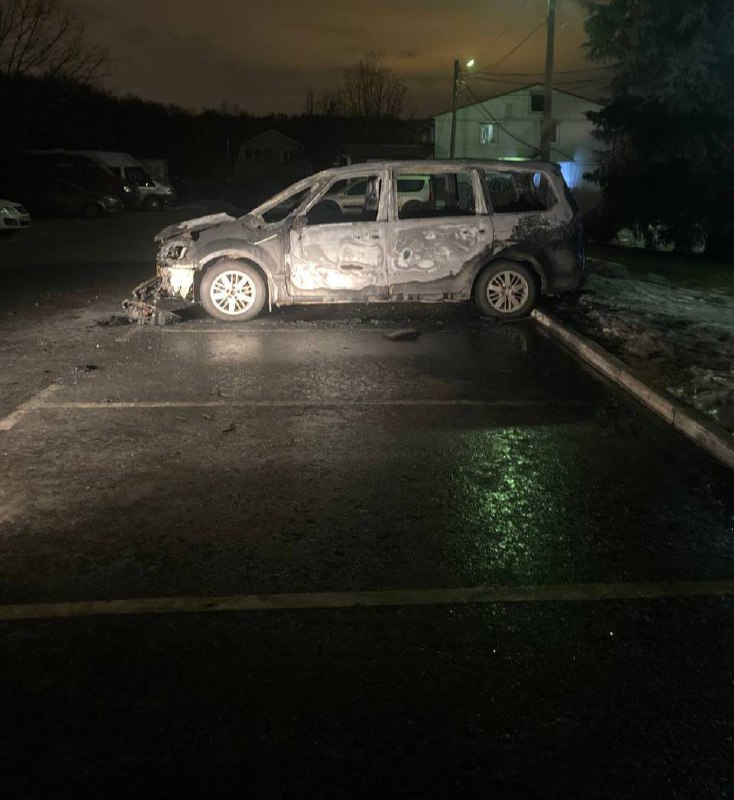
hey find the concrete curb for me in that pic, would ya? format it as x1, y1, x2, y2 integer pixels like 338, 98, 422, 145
531, 308, 734, 470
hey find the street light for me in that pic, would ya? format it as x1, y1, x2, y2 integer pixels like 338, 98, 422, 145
450, 58, 475, 158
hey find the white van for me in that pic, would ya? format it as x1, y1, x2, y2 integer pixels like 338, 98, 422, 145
82, 152, 176, 210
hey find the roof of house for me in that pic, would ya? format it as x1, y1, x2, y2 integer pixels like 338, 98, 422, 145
239, 129, 303, 150
433, 82, 604, 118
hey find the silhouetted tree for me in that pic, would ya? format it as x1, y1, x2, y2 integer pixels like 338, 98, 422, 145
584, 0, 734, 257
307, 54, 407, 119
0, 0, 108, 81
338, 53, 407, 118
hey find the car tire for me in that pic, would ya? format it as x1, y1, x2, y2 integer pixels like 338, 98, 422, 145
475, 261, 538, 319
200, 260, 267, 322
144, 195, 162, 212
83, 202, 103, 218
400, 199, 423, 218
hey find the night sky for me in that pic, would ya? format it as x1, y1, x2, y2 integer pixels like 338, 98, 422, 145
69, 0, 595, 116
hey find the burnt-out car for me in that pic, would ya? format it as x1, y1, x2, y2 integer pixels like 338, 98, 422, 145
128, 160, 584, 322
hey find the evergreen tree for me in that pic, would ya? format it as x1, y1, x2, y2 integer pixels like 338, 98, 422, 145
584, 0, 734, 257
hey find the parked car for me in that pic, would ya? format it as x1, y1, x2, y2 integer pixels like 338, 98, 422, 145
6, 177, 123, 217
0, 198, 31, 233
127, 160, 584, 322
20, 151, 130, 202
324, 174, 431, 217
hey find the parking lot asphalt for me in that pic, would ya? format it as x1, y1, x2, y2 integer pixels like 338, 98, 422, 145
1, 212, 733, 798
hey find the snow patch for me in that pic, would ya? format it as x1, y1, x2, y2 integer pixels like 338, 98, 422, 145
551, 260, 734, 432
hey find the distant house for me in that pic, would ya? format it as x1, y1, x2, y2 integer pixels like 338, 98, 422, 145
433, 84, 604, 205
334, 141, 433, 166
235, 130, 311, 179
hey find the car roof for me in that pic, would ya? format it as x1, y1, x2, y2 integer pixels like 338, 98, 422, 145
312, 159, 559, 181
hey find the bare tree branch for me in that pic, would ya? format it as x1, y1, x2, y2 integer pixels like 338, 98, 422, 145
0, 0, 109, 82
309, 53, 407, 118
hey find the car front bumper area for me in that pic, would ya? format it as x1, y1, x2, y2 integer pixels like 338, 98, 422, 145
122, 263, 197, 325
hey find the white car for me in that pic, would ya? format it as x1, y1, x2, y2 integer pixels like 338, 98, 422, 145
324, 175, 432, 218
127, 160, 586, 323
0, 198, 31, 232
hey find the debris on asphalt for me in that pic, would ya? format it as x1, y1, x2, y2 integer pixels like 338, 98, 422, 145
93, 315, 132, 327
222, 422, 237, 434
382, 328, 420, 342
202, 413, 213, 420
75, 364, 102, 372
122, 299, 181, 326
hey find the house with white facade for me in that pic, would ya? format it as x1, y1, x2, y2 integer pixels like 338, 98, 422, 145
434, 84, 604, 206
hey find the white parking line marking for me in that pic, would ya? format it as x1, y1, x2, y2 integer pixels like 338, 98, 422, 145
0, 384, 60, 431
1, 580, 732, 622
39, 399, 577, 410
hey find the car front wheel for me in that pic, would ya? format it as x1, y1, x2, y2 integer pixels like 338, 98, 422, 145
475, 261, 538, 319
200, 260, 266, 322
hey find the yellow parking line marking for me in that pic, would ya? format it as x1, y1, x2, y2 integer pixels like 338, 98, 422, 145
0, 384, 60, 431
1, 580, 732, 622
157, 328, 389, 334
38, 399, 577, 410
114, 325, 143, 343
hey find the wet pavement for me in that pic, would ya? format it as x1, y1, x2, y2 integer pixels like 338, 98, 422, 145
1, 213, 733, 798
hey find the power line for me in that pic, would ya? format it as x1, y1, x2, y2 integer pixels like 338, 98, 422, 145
480, 21, 545, 73
469, 73, 611, 88
461, 83, 539, 154
461, 82, 576, 161
476, 65, 616, 77
474, 0, 530, 61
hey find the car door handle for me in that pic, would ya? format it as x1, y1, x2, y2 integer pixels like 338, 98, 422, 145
341, 264, 364, 270
370, 233, 380, 239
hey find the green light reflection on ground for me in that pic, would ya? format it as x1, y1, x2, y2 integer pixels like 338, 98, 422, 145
448, 425, 585, 582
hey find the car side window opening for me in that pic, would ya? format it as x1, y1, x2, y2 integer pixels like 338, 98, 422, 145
305, 174, 382, 225
261, 186, 312, 223
483, 169, 557, 214
396, 171, 476, 220
345, 179, 368, 196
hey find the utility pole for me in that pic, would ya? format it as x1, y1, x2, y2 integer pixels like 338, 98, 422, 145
449, 59, 460, 158
540, 0, 556, 161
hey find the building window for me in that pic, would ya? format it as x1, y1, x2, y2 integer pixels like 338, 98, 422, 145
530, 94, 544, 113
480, 123, 498, 145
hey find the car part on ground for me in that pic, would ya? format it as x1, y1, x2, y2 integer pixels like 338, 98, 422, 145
121, 277, 182, 325
125, 159, 584, 322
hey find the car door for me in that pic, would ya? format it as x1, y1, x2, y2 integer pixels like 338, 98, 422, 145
386, 168, 493, 299
286, 170, 389, 300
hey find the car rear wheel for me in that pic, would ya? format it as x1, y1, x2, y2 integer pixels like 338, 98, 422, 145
200, 261, 266, 322
144, 195, 162, 211
475, 261, 538, 319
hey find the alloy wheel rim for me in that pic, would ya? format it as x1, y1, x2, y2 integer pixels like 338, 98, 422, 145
210, 270, 256, 315
486, 270, 530, 313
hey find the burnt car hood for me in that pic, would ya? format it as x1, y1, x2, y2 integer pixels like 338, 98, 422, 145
154, 211, 275, 245
155, 212, 237, 243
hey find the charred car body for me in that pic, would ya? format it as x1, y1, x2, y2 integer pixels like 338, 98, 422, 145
125, 160, 584, 323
